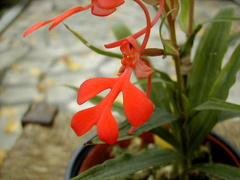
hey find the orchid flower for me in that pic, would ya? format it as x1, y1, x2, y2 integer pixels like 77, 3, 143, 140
23, 0, 125, 37
71, 0, 156, 144
72, 38, 154, 144
118, 37, 155, 79
71, 66, 153, 144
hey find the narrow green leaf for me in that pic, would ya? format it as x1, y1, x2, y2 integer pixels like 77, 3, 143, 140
187, 9, 237, 155
179, 0, 190, 33
111, 23, 132, 40
180, 24, 202, 58
71, 149, 182, 180
63, 84, 78, 91
218, 111, 240, 122
205, 16, 240, 23
135, 71, 176, 112
162, 39, 180, 57
150, 72, 176, 112
209, 44, 240, 100
195, 98, 240, 113
193, 163, 240, 180
187, 111, 219, 156
64, 24, 122, 59
92, 108, 178, 144
187, 7, 235, 107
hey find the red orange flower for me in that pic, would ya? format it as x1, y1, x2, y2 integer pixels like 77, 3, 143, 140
118, 37, 155, 79
23, 0, 125, 37
71, 67, 154, 144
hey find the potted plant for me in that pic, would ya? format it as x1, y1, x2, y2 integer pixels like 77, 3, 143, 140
23, 0, 240, 179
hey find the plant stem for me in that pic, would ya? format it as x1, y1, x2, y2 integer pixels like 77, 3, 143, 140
166, 3, 190, 176
168, 23, 184, 115
188, 0, 195, 37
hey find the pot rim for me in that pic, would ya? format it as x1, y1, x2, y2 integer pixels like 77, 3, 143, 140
65, 133, 97, 180
209, 131, 240, 167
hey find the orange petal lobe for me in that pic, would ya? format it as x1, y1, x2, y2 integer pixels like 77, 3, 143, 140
71, 106, 99, 136
97, 110, 119, 144
49, 6, 86, 30
77, 77, 115, 104
122, 82, 154, 127
23, 20, 53, 37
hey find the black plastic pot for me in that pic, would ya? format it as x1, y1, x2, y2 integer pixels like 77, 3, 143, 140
65, 132, 240, 179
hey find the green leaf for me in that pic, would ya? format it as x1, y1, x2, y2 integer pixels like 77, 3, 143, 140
193, 163, 240, 180
64, 24, 122, 59
135, 70, 176, 112
195, 98, 240, 113
209, 44, 240, 100
180, 24, 202, 58
187, 7, 235, 107
71, 149, 182, 180
218, 111, 240, 122
159, 9, 179, 57
162, 39, 180, 57
179, 0, 190, 33
91, 108, 178, 144
187, 9, 237, 155
205, 16, 240, 23
111, 23, 132, 40
63, 84, 78, 91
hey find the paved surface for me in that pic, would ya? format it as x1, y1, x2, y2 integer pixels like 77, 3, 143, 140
0, 0, 239, 163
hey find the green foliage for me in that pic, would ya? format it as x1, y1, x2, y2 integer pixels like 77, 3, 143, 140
195, 98, 240, 113
186, 7, 236, 157
71, 149, 182, 180
179, 0, 190, 33
187, 7, 235, 107
193, 163, 240, 180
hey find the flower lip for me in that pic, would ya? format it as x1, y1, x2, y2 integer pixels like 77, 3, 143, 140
71, 67, 153, 144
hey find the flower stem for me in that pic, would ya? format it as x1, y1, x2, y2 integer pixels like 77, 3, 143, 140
165, 9, 184, 115
105, 0, 164, 48
133, 0, 151, 50
188, 0, 195, 37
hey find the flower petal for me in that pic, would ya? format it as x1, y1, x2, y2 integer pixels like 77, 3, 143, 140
24, 5, 92, 37
91, 4, 116, 16
122, 82, 154, 127
77, 77, 115, 104
97, 110, 119, 144
23, 20, 53, 37
95, 0, 125, 9
71, 106, 99, 136
49, 6, 87, 30
135, 59, 155, 79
